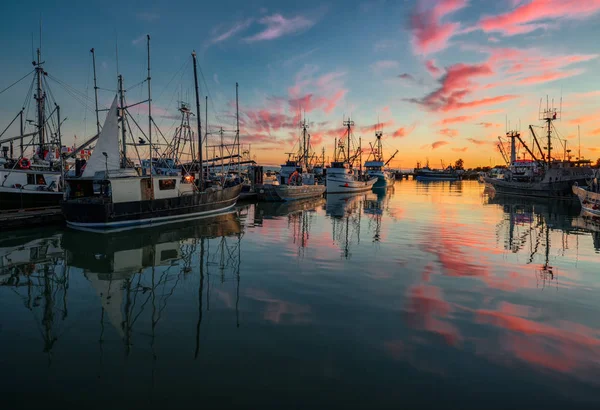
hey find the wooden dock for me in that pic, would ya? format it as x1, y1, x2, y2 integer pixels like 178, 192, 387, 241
0, 207, 64, 230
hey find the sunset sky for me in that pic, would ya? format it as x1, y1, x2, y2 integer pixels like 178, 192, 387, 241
1, 0, 599, 169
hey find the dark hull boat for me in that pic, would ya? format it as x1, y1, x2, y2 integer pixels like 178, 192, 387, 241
63, 180, 241, 230
485, 167, 592, 198
62, 48, 243, 232
0, 186, 63, 210
484, 107, 593, 199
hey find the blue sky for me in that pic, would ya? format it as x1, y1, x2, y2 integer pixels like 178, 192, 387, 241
1, 0, 600, 167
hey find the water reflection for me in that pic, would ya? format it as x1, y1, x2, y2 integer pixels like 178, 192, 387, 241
1, 213, 243, 360
1, 182, 600, 407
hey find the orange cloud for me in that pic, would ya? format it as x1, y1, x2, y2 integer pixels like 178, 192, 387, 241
432, 140, 449, 149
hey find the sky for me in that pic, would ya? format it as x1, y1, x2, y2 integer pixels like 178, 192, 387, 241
1, 0, 599, 169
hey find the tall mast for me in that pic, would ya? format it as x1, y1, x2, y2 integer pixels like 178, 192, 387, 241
56, 104, 64, 178
301, 118, 309, 168
192, 51, 204, 187
35, 48, 45, 156
343, 118, 354, 164
236, 82, 240, 175
91, 48, 100, 136
205, 95, 208, 167
147, 35, 152, 168
118, 75, 127, 167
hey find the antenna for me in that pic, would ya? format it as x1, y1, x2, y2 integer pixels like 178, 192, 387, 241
39, 16, 42, 53
115, 33, 119, 77
578, 124, 581, 160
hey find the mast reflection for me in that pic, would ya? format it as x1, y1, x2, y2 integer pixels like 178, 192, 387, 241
486, 191, 582, 289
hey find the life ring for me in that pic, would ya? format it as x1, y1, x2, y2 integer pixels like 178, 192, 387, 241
18, 157, 31, 169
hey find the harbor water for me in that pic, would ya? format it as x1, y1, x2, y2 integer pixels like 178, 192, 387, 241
1, 180, 600, 409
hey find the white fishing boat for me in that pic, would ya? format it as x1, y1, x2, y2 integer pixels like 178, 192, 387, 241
325, 118, 377, 194
257, 119, 325, 201
364, 128, 398, 188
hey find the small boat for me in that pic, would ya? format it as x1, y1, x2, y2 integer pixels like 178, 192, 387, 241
364, 128, 398, 188
62, 47, 243, 231
257, 119, 325, 202
325, 118, 377, 194
414, 161, 461, 181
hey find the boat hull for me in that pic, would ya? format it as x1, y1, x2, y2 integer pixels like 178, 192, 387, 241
573, 185, 600, 215
62, 183, 242, 231
257, 184, 325, 202
0, 186, 63, 210
485, 176, 589, 198
326, 177, 377, 194
373, 174, 395, 188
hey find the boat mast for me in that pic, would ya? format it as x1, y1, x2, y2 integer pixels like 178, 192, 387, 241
91, 48, 100, 136
343, 118, 354, 164
205, 95, 208, 168
192, 51, 204, 187
147, 35, 152, 175
118, 74, 127, 167
35, 48, 45, 157
301, 118, 309, 168
236, 82, 240, 176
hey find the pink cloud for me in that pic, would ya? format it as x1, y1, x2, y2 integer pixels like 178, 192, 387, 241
360, 120, 395, 134
467, 137, 489, 146
425, 59, 442, 76
568, 114, 597, 125
477, 122, 500, 128
440, 115, 472, 125
519, 69, 585, 85
452, 147, 468, 152
244, 13, 316, 42
410, 0, 468, 55
479, 0, 600, 36
432, 140, 449, 149
209, 18, 254, 44
406, 62, 517, 112
592, 128, 600, 136
393, 126, 414, 138
439, 128, 458, 138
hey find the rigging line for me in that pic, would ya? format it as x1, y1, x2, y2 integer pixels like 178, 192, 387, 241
124, 78, 147, 92
46, 74, 96, 103
156, 59, 191, 130
0, 70, 35, 95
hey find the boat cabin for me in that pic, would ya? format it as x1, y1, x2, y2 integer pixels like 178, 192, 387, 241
65, 174, 196, 204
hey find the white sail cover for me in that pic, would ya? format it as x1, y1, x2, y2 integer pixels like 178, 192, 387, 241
82, 96, 121, 178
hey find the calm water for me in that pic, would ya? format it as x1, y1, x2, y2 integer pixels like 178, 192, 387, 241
2, 180, 600, 409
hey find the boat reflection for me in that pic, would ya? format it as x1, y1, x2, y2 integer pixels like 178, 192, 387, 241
486, 192, 584, 289
0, 212, 244, 359
325, 190, 392, 257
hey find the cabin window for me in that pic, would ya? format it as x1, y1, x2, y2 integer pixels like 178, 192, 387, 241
159, 179, 176, 190
26, 174, 46, 185
27, 174, 35, 185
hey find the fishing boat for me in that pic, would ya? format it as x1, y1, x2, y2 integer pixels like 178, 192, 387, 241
326, 118, 377, 194
257, 119, 325, 201
364, 127, 398, 188
484, 106, 593, 198
62, 43, 242, 231
572, 171, 600, 216
414, 161, 461, 181
0, 48, 64, 210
